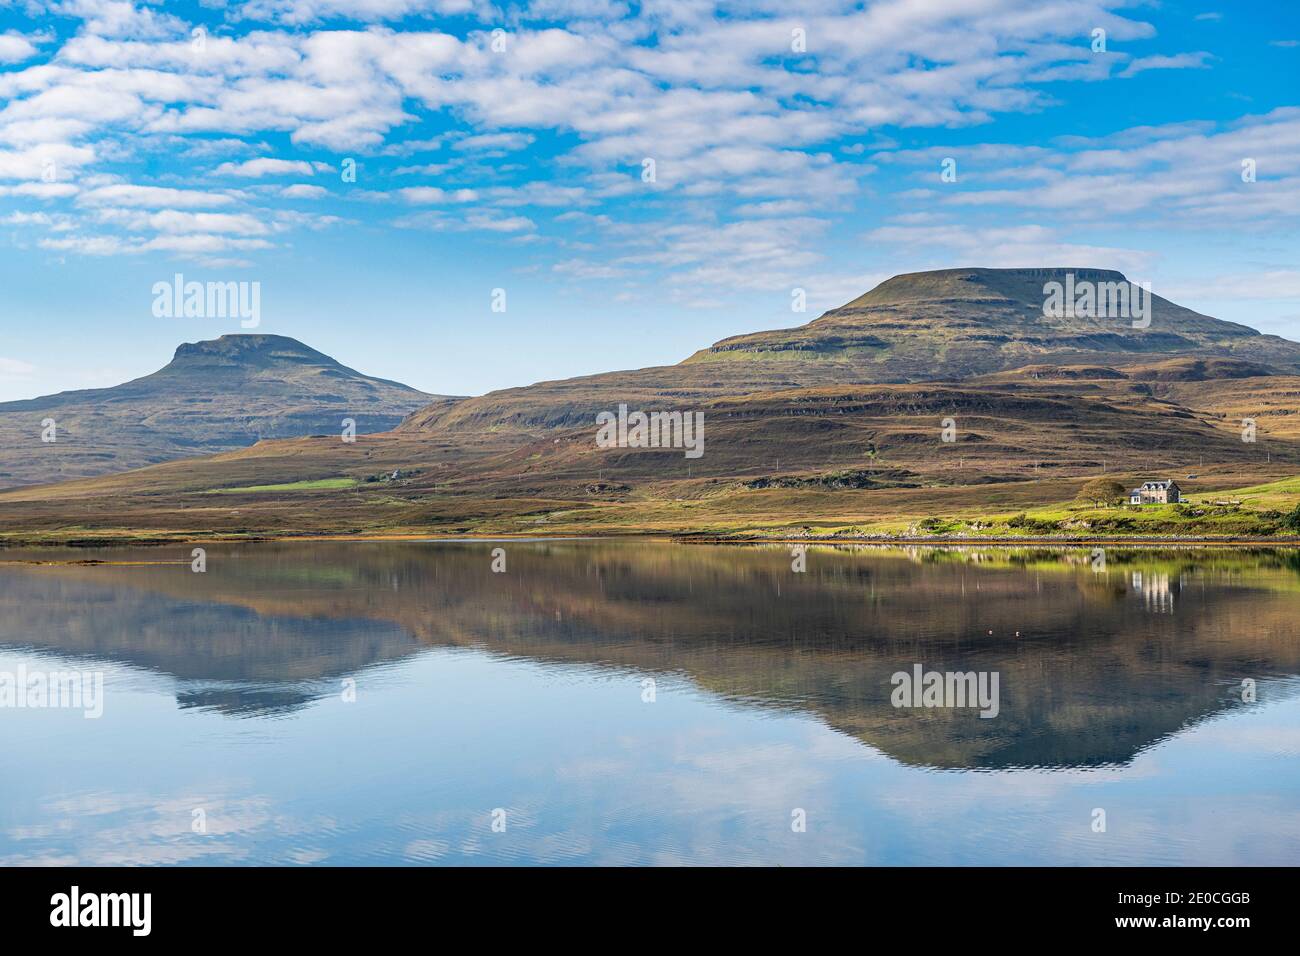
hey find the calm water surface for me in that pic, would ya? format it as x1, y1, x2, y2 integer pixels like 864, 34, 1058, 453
1, 541, 1298, 866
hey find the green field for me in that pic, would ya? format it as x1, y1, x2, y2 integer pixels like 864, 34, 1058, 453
202, 478, 358, 495
1193, 475, 1300, 510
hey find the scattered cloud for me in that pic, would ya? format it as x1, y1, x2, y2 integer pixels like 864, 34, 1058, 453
1119, 52, 1214, 78
213, 158, 330, 177
396, 186, 480, 203
78, 184, 237, 208
0, 0, 1292, 305
280, 182, 327, 198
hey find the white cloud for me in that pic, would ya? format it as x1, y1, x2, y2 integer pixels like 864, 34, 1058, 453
871, 108, 1300, 229
0, 143, 94, 179
396, 186, 480, 203
2, 210, 53, 225
39, 234, 127, 255
213, 157, 327, 177
138, 234, 273, 253
78, 184, 237, 208
94, 207, 269, 235
280, 183, 327, 198
1119, 52, 1214, 78
453, 131, 535, 152
232, 0, 485, 26
1164, 270, 1300, 302
0, 33, 38, 64
51, 0, 187, 40
393, 208, 536, 233
0, 181, 79, 198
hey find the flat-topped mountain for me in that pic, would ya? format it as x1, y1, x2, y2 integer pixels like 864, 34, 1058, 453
683, 267, 1297, 378
0, 334, 448, 488
408, 268, 1300, 435
167, 334, 381, 372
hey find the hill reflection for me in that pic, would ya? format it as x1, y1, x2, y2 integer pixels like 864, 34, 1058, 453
2, 542, 1298, 768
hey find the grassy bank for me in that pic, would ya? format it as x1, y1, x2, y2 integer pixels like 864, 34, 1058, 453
4, 470, 1300, 547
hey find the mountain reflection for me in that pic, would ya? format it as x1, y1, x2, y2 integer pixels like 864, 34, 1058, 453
2, 542, 1298, 767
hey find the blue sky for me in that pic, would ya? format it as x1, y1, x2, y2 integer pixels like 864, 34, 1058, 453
0, 0, 1297, 400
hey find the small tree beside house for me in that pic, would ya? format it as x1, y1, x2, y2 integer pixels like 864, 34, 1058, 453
1077, 477, 1128, 509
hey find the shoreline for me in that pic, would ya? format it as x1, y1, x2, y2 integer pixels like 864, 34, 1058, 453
674, 534, 1300, 547
3, 530, 1300, 550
